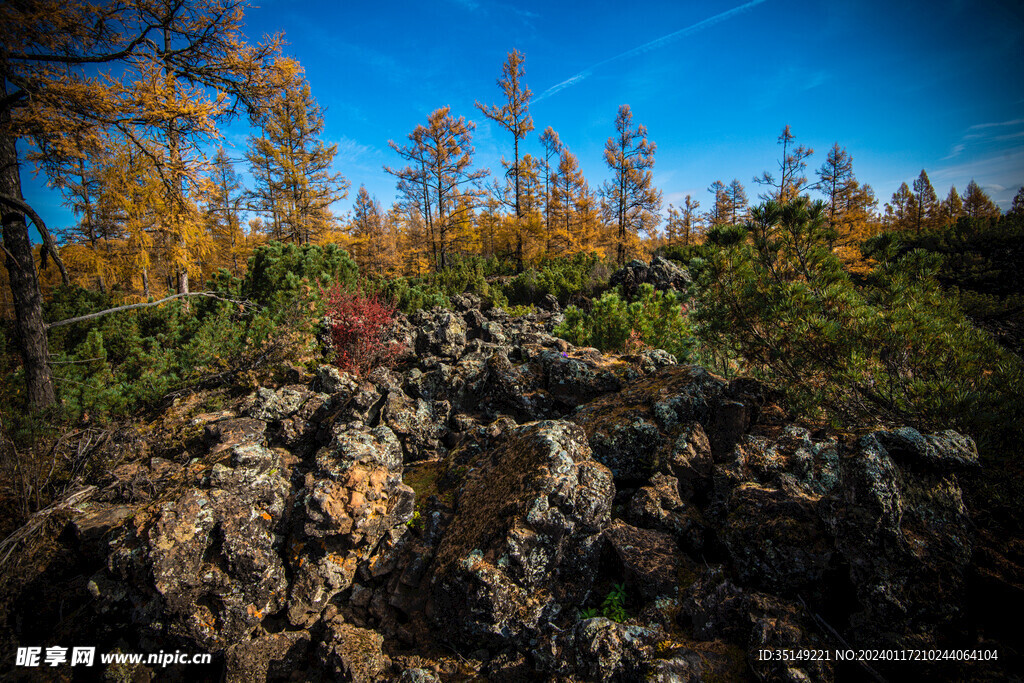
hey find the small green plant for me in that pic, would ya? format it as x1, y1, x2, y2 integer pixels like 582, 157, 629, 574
601, 582, 628, 623
406, 510, 422, 531
504, 304, 536, 317
579, 582, 629, 622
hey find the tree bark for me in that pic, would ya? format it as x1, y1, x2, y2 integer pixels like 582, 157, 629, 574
1, 82, 56, 408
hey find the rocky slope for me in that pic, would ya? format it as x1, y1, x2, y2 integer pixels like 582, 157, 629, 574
1, 276, 1018, 681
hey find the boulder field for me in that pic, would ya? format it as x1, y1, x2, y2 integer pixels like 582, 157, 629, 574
3, 290, 1012, 681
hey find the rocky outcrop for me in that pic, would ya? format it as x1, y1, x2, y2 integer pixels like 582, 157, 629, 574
428, 420, 614, 649
609, 256, 692, 299
12, 287, 1002, 681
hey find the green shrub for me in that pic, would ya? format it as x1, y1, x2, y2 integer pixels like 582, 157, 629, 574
504, 252, 609, 306
243, 241, 358, 310
554, 283, 694, 361
693, 198, 1024, 455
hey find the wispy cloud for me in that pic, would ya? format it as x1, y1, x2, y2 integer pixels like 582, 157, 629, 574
932, 146, 1024, 208
945, 117, 1024, 160
942, 143, 966, 160
447, 0, 537, 21
969, 118, 1024, 130
535, 0, 769, 102
333, 136, 381, 165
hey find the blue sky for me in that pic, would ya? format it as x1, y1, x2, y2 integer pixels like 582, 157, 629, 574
21, 0, 1024, 233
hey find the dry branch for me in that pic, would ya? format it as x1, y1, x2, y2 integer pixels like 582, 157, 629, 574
46, 291, 254, 329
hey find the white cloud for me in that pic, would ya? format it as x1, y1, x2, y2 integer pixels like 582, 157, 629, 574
969, 118, 1024, 130
535, 0, 769, 102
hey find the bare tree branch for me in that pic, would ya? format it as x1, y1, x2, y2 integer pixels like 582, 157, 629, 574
0, 194, 69, 285
46, 292, 253, 329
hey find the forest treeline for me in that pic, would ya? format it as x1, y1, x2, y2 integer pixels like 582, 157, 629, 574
2, 0, 1024, 527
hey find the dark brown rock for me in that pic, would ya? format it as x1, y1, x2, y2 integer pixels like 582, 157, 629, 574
605, 520, 684, 602
429, 420, 614, 649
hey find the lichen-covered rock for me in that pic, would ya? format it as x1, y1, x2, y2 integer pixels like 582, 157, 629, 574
288, 423, 414, 627
821, 430, 975, 649
568, 617, 655, 681
471, 350, 551, 422
875, 427, 980, 473
626, 473, 706, 554
224, 631, 310, 683
249, 385, 313, 422
609, 256, 692, 299
573, 366, 727, 483
319, 620, 389, 682
383, 390, 449, 463
535, 347, 622, 408
605, 520, 684, 602
204, 417, 267, 452
717, 481, 832, 596
413, 309, 467, 359
681, 566, 833, 682
394, 667, 442, 683
108, 444, 291, 650
740, 425, 841, 497
318, 423, 404, 474
429, 420, 614, 649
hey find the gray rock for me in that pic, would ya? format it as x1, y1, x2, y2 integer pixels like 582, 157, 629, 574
429, 420, 614, 649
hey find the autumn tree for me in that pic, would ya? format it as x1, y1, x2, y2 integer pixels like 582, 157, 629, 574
206, 147, 246, 275
707, 180, 729, 227
726, 179, 748, 224
815, 143, 879, 257
912, 169, 939, 233
539, 126, 563, 248
476, 49, 533, 265
0, 0, 280, 408
1010, 187, 1024, 215
602, 105, 662, 264
754, 125, 814, 202
962, 179, 1000, 220
885, 182, 917, 231
666, 196, 702, 246
940, 186, 963, 225
550, 147, 600, 255
348, 185, 393, 274
50, 138, 115, 293
246, 58, 348, 245
386, 107, 487, 269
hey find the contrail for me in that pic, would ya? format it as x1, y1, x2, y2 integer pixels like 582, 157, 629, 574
535, 0, 769, 103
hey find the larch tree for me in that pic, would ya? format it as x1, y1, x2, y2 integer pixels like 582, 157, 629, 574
349, 185, 388, 274
476, 49, 534, 267
817, 143, 854, 234
1010, 186, 1024, 215
602, 104, 662, 264
245, 58, 348, 245
754, 125, 814, 202
885, 182, 917, 231
726, 179, 748, 225
962, 180, 1001, 220
912, 169, 939, 233
550, 147, 599, 255
665, 195, 701, 246
815, 143, 878, 256
538, 126, 562, 249
386, 107, 487, 269
206, 146, 245, 275
0, 0, 280, 408
707, 180, 729, 227
940, 186, 963, 225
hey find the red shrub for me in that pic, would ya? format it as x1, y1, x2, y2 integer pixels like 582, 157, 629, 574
321, 285, 402, 376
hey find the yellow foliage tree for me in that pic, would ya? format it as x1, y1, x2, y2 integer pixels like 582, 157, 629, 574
245, 58, 348, 245
602, 105, 661, 264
